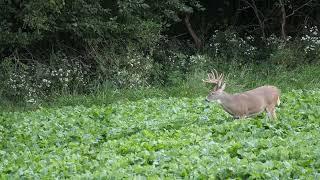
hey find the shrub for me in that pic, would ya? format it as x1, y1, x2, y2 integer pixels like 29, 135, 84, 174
205, 29, 258, 63
268, 45, 302, 67
112, 48, 155, 88
0, 53, 89, 104
268, 26, 320, 67
300, 26, 320, 64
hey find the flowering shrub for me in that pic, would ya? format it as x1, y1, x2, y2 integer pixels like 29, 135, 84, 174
167, 52, 189, 71
266, 34, 286, 50
7, 69, 36, 104
206, 30, 257, 62
189, 54, 209, 69
300, 26, 320, 63
203, 28, 319, 67
269, 26, 320, 67
113, 49, 154, 88
1, 27, 320, 104
2, 57, 89, 104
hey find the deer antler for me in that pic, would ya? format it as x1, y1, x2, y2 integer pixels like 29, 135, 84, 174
202, 69, 224, 87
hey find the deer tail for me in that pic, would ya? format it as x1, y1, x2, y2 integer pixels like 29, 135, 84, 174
277, 96, 281, 106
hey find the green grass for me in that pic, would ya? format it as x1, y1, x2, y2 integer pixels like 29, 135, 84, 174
0, 63, 319, 112
0, 89, 320, 178
43, 64, 320, 108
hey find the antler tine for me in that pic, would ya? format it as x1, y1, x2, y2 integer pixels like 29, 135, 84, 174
219, 73, 224, 81
216, 73, 223, 87
213, 68, 224, 82
209, 70, 215, 80
204, 73, 214, 83
203, 69, 225, 85
202, 73, 212, 83
213, 69, 218, 79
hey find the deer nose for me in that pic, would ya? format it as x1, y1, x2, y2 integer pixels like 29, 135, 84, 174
204, 99, 210, 103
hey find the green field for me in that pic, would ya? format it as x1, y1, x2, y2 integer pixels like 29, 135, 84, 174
1, 89, 319, 179
2, 0, 320, 179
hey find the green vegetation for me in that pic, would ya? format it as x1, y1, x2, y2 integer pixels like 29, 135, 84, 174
2, 63, 319, 111
1, 0, 320, 105
0, 0, 319, 178
1, 89, 320, 178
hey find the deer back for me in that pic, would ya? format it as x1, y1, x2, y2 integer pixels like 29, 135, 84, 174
221, 86, 280, 118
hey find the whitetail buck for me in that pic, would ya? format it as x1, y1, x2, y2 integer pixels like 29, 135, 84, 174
203, 69, 281, 119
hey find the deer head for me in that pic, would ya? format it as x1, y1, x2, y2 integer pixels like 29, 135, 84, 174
203, 69, 226, 102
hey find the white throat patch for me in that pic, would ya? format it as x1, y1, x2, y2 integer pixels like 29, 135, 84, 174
216, 99, 222, 104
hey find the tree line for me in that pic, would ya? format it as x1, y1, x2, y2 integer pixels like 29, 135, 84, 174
1, 0, 319, 57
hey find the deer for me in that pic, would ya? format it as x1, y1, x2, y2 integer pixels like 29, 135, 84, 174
203, 69, 281, 119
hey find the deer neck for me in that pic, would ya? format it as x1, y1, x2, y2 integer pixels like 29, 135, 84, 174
217, 91, 233, 104
217, 92, 237, 116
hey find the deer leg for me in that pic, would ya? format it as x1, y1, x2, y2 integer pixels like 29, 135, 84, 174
234, 115, 246, 120
271, 109, 277, 119
266, 106, 276, 120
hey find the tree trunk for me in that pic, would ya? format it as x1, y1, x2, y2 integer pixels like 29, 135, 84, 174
280, 0, 287, 40
259, 21, 266, 40
184, 14, 202, 49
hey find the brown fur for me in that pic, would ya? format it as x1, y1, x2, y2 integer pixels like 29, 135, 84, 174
206, 85, 281, 119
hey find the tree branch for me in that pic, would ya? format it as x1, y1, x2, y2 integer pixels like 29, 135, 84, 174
286, 0, 313, 18
241, 0, 266, 39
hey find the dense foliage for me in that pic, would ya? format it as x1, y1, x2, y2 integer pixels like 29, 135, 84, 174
1, 1, 319, 178
1, 90, 320, 178
0, 0, 320, 104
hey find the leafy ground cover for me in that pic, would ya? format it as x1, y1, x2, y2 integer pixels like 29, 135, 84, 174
0, 89, 320, 178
